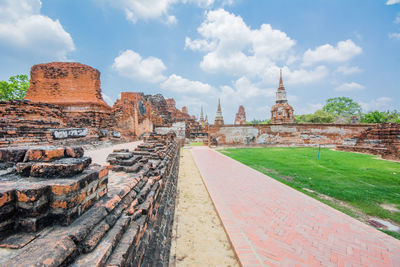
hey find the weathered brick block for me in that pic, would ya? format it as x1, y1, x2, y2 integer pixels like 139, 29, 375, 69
20, 157, 91, 178
65, 146, 84, 158
24, 147, 65, 162
0, 147, 28, 162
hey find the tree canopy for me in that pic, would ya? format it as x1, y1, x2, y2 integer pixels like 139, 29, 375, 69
322, 97, 362, 117
295, 109, 335, 123
361, 110, 400, 123
0, 75, 29, 101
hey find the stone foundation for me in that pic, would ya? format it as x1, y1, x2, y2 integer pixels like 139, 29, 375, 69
0, 146, 108, 239
0, 133, 180, 267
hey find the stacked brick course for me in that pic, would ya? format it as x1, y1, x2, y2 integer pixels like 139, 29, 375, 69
0, 146, 108, 239
337, 123, 400, 160
0, 133, 180, 267
0, 100, 64, 148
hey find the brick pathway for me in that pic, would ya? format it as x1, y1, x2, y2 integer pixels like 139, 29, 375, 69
191, 147, 400, 267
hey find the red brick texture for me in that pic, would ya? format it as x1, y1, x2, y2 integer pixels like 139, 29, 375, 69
0, 133, 180, 267
208, 123, 374, 147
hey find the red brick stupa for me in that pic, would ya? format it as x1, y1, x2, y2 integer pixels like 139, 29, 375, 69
270, 70, 295, 124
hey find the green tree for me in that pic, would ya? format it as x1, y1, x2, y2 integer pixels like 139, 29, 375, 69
361, 110, 400, 123
295, 110, 334, 123
309, 109, 335, 123
322, 97, 361, 117
247, 119, 270, 124
0, 75, 29, 101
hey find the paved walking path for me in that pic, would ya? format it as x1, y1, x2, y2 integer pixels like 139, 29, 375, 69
191, 147, 400, 267
85, 141, 142, 165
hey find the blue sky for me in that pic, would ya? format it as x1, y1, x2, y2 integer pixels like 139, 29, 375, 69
0, 0, 399, 123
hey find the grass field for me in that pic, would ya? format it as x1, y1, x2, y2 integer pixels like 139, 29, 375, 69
221, 147, 400, 237
189, 142, 204, 146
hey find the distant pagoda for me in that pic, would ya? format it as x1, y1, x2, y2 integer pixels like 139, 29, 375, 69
270, 70, 295, 124
234, 105, 246, 125
199, 106, 204, 122
214, 98, 224, 125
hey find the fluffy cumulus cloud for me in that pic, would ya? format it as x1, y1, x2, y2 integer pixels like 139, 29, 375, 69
386, 0, 400, 5
302, 40, 362, 66
185, 8, 362, 91
186, 9, 296, 77
114, 0, 178, 24
104, 0, 234, 24
360, 97, 394, 112
0, 0, 75, 60
334, 82, 365, 92
112, 49, 167, 83
161, 74, 214, 94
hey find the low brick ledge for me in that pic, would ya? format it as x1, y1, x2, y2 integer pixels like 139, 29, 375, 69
0, 132, 180, 267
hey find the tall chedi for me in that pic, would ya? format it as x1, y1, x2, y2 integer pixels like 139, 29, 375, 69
214, 98, 224, 125
270, 70, 295, 124
199, 106, 204, 123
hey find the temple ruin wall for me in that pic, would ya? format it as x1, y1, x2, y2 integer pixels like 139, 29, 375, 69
208, 123, 374, 147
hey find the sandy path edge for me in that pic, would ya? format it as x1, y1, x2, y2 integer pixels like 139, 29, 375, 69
169, 148, 240, 267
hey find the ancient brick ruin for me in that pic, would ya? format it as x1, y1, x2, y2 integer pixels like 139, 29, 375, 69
112, 92, 153, 139
234, 105, 247, 125
214, 98, 224, 126
208, 123, 372, 147
0, 59, 399, 266
0, 133, 180, 266
337, 123, 400, 160
0, 62, 202, 147
270, 70, 295, 124
26, 62, 113, 130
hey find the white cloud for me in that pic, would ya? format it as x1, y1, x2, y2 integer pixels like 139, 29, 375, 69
0, 0, 75, 60
389, 33, 400, 40
302, 39, 362, 66
360, 97, 393, 112
334, 82, 365, 92
103, 0, 235, 24
115, 0, 178, 24
386, 0, 400, 5
112, 49, 167, 83
185, 37, 216, 52
218, 77, 275, 107
336, 65, 362, 75
186, 9, 296, 77
161, 74, 214, 94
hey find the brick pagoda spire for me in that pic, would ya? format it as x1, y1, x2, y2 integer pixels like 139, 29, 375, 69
270, 70, 295, 124
214, 98, 224, 125
200, 106, 204, 122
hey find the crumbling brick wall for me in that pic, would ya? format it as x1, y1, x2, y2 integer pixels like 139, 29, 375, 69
337, 123, 400, 160
112, 92, 153, 139
0, 100, 65, 147
25, 62, 114, 132
0, 133, 180, 267
208, 123, 373, 147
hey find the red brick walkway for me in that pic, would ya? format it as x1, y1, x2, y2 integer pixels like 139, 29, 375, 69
191, 147, 400, 267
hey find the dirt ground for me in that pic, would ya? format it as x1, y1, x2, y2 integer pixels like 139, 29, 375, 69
169, 148, 239, 267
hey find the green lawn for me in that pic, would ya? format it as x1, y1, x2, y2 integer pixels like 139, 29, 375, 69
221, 147, 400, 232
190, 142, 204, 146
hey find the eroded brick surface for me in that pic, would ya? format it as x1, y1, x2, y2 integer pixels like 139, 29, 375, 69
0, 133, 180, 267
